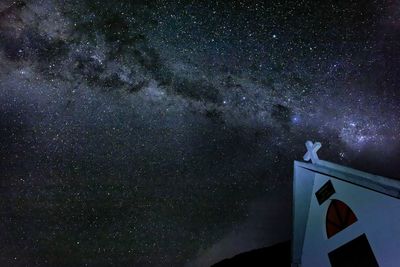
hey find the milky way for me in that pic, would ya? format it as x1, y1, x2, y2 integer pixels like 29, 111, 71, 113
0, 0, 399, 266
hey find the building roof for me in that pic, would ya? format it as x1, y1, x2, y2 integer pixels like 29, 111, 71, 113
295, 160, 400, 199
292, 141, 400, 266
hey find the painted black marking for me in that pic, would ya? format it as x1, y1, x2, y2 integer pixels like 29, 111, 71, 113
328, 234, 379, 267
315, 180, 335, 205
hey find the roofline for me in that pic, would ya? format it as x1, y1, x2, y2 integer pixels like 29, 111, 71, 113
294, 160, 400, 199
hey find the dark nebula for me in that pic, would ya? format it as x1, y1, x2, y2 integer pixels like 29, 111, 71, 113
0, 0, 399, 266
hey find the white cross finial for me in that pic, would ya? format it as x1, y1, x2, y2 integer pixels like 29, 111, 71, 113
303, 141, 322, 164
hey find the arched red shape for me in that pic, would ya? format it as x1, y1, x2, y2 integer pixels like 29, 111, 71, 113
326, 199, 357, 238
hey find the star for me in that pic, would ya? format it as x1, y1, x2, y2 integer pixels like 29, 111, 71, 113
0, 1, 399, 266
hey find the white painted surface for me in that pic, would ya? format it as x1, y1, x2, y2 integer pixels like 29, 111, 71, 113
301, 174, 400, 267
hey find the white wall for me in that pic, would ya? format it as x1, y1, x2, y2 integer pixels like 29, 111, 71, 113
301, 173, 400, 267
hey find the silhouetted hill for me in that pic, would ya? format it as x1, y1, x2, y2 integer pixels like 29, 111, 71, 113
211, 240, 291, 267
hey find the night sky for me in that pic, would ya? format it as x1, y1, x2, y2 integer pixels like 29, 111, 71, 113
0, 0, 399, 266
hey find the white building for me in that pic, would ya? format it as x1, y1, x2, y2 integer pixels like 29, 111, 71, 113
292, 141, 400, 267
